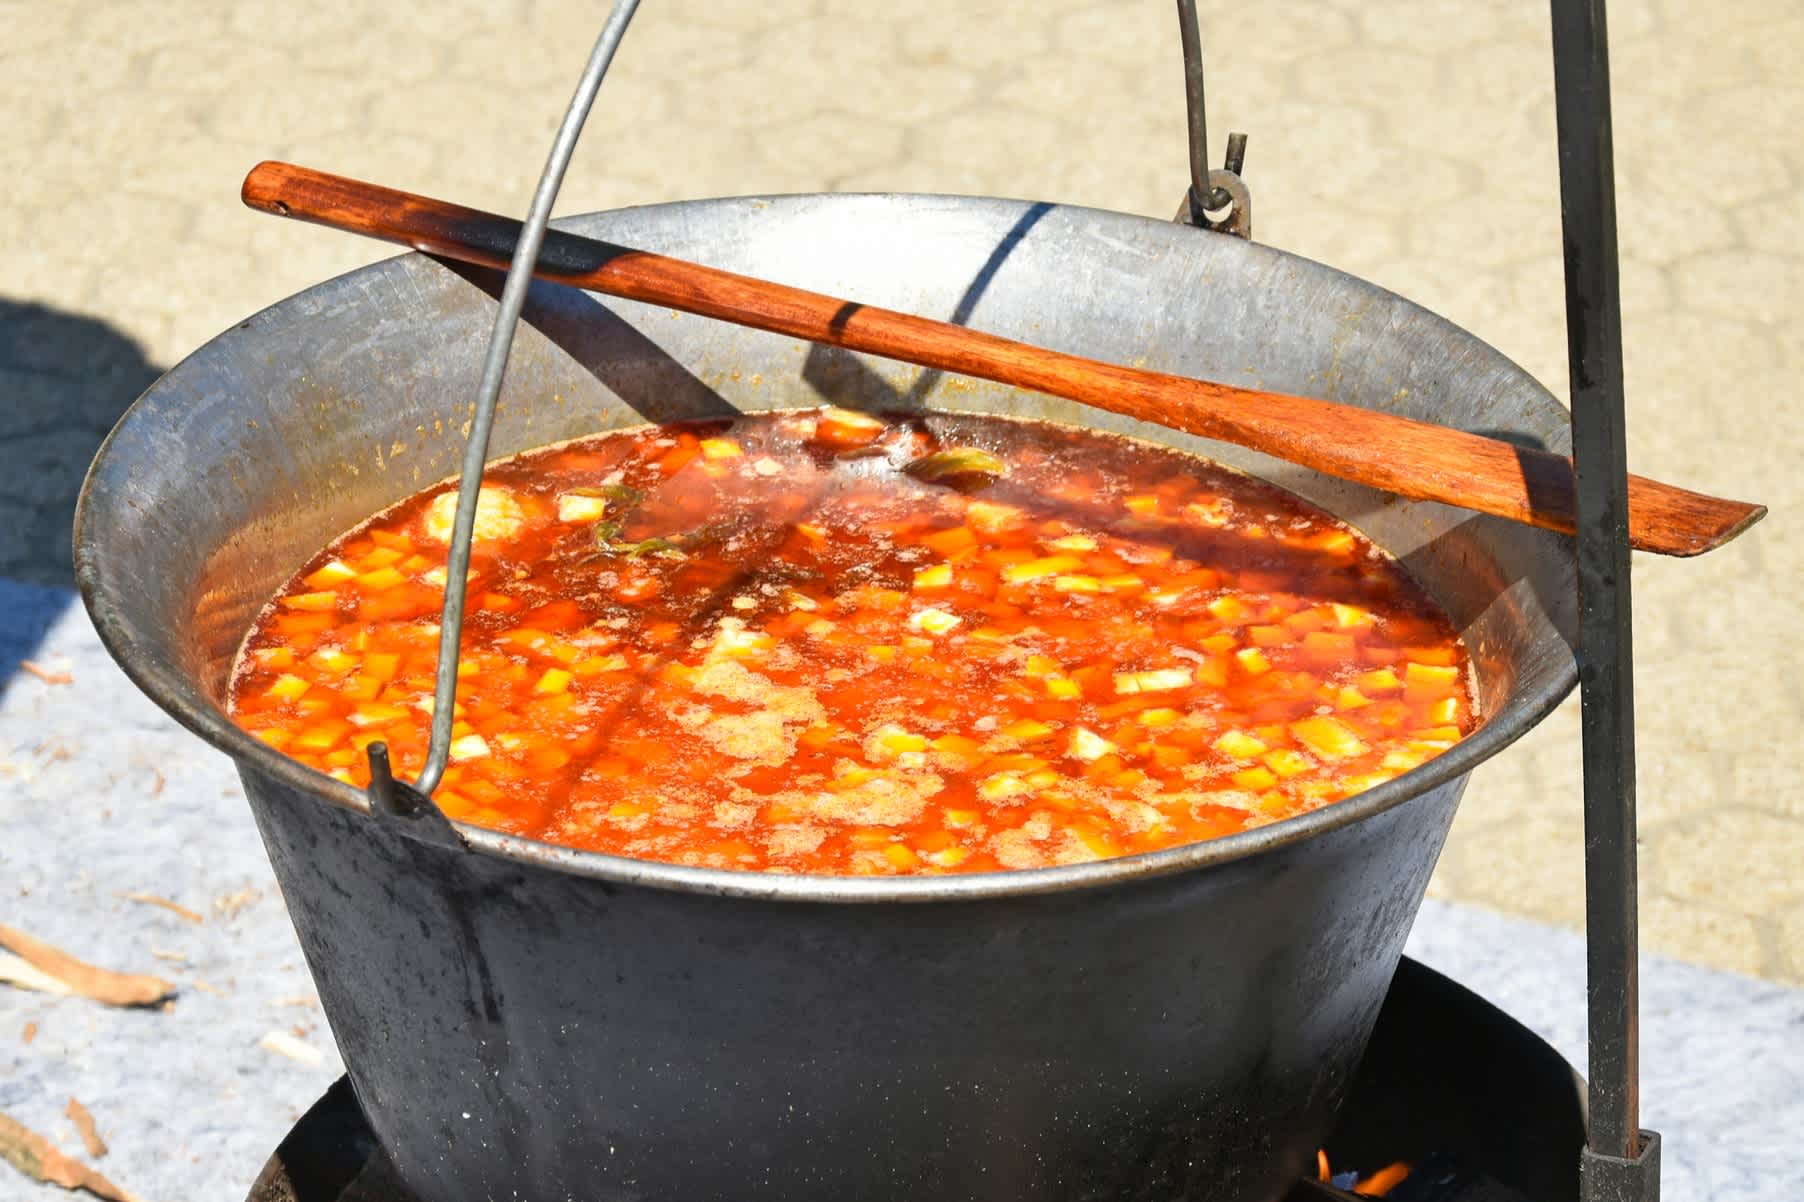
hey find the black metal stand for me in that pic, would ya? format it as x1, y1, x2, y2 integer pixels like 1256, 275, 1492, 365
1546, 2, 1660, 1199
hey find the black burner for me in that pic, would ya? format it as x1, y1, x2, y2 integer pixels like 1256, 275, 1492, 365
245, 958, 1583, 1202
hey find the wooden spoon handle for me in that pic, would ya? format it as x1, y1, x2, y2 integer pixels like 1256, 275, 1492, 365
242, 160, 1764, 557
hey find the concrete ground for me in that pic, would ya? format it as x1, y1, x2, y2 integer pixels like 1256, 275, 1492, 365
3, 0, 1798, 982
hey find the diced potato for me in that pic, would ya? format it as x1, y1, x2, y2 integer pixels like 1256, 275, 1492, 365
1404, 661, 1461, 697
699, 437, 742, 460
1335, 686, 1373, 710
1045, 676, 1082, 700
1046, 534, 1098, 552
1235, 647, 1272, 676
1262, 749, 1313, 779
1232, 766, 1278, 791
1137, 708, 1181, 728
1214, 731, 1268, 759
307, 646, 356, 673
931, 734, 982, 762
556, 493, 609, 523
1002, 719, 1055, 742
448, 734, 491, 762
1099, 574, 1145, 594
280, 590, 339, 612
1068, 727, 1117, 762
714, 621, 776, 656
1248, 625, 1290, 647
1331, 603, 1374, 629
910, 607, 961, 635
1001, 555, 1085, 584
912, 563, 953, 590
304, 560, 358, 589
1289, 716, 1368, 760
979, 772, 1032, 801
1112, 667, 1193, 695
534, 668, 573, 695
1381, 750, 1428, 772
356, 566, 406, 593
1357, 667, 1403, 693
943, 807, 980, 828
422, 486, 527, 544
364, 652, 401, 681
882, 843, 921, 870
752, 456, 784, 477
1123, 495, 1159, 515
926, 846, 972, 869
1072, 826, 1122, 858
344, 674, 383, 702
920, 525, 978, 555
291, 720, 349, 751
1207, 596, 1249, 624
349, 701, 410, 726
868, 723, 928, 759
267, 674, 311, 702
1053, 574, 1102, 593
965, 500, 1025, 534
1427, 696, 1460, 725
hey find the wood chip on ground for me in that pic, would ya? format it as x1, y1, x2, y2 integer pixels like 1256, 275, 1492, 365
19, 661, 74, 686
259, 1030, 323, 1066
64, 1099, 107, 1159
0, 926, 175, 1008
120, 893, 204, 924
0, 1110, 141, 1202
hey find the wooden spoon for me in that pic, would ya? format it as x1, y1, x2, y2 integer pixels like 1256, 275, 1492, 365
242, 160, 1764, 557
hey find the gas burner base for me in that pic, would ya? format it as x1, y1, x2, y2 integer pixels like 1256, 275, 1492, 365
246, 958, 1583, 1202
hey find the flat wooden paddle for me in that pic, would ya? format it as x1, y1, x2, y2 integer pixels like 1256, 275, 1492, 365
242, 160, 1764, 557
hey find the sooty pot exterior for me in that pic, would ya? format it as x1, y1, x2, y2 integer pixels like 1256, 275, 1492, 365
244, 758, 1461, 1202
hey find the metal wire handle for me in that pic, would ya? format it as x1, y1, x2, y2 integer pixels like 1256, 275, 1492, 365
368, 0, 643, 811
1174, 0, 1252, 237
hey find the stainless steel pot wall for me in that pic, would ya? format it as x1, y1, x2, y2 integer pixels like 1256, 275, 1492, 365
76, 194, 1577, 1202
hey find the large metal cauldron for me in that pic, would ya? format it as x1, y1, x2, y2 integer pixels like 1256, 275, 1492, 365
76, 195, 1576, 1202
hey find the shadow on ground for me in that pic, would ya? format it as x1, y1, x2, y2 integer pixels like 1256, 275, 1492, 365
1, 298, 164, 694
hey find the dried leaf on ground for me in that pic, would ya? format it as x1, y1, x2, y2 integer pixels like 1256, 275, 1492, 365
0, 926, 175, 1008
0, 1111, 140, 1202
120, 893, 203, 924
19, 661, 74, 686
64, 1100, 106, 1159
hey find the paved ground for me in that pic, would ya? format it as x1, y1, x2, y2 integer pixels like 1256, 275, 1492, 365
3, 0, 1799, 987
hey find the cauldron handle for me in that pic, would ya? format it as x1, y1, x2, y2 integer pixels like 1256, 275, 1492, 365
1173, 0, 1252, 238
367, 0, 646, 818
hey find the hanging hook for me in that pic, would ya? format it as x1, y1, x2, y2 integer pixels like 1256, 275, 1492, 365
1173, 0, 1253, 238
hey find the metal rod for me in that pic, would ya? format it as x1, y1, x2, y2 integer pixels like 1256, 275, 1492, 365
1175, 0, 1226, 212
410, 0, 643, 796
1547, 0, 1648, 1182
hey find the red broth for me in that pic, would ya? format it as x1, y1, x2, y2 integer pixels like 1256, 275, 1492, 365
228, 409, 1476, 875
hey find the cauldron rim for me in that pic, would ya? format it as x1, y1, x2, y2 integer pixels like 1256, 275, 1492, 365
74, 189, 1578, 904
